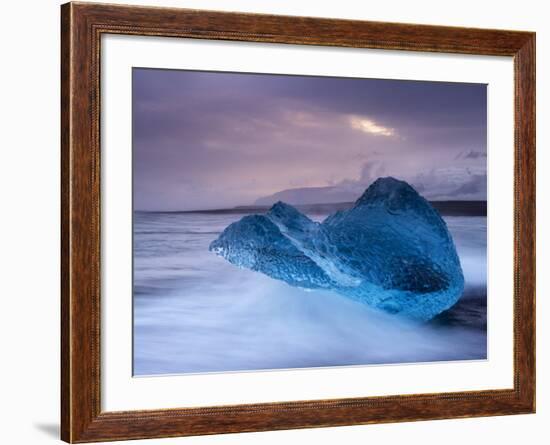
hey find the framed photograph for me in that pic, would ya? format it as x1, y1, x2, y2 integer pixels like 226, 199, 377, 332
61, 2, 535, 442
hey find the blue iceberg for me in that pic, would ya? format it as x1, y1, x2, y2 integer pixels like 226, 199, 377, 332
209, 177, 464, 321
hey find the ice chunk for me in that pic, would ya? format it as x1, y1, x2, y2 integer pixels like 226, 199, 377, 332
209, 214, 336, 290
209, 177, 464, 321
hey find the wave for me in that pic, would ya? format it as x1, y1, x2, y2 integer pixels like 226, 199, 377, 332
133, 212, 487, 375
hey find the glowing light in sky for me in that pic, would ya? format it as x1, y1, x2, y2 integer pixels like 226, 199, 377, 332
349, 116, 395, 136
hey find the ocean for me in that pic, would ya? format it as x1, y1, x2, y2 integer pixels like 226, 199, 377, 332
133, 209, 487, 376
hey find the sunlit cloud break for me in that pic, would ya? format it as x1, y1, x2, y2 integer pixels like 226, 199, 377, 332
349, 115, 395, 137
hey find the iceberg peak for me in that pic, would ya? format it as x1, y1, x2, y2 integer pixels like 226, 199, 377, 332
355, 176, 422, 207
267, 201, 315, 231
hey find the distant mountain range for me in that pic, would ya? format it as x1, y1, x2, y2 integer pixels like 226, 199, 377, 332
254, 177, 487, 206
141, 182, 486, 216
254, 186, 357, 206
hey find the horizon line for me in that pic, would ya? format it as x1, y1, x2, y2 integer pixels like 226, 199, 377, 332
135, 199, 488, 214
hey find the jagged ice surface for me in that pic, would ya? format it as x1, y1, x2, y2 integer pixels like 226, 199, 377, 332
209, 177, 464, 321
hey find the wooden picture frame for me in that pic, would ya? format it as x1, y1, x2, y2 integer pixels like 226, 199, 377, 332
61, 2, 535, 442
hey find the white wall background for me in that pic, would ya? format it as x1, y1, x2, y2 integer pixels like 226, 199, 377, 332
0, 1, 545, 444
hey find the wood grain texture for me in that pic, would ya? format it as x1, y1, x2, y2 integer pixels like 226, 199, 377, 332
60, 2, 536, 443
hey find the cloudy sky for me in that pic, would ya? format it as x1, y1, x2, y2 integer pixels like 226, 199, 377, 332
133, 68, 487, 211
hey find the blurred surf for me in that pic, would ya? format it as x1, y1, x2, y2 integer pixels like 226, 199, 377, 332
133, 210, 487, 376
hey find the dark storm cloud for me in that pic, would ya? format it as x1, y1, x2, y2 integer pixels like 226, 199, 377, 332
133, 68, 487, 210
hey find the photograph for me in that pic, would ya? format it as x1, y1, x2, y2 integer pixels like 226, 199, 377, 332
51, 1, 537, 442
132, 68, 488, 376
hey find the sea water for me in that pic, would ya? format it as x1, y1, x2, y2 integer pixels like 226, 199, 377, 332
133, 211, 487, 376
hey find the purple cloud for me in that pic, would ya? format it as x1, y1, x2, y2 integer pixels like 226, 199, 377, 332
133, 68, 487, 210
